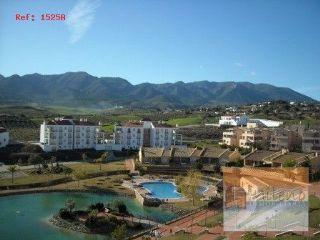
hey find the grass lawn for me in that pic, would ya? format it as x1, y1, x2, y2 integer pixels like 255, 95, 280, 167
166, 115, 203, 126
0, 173, 65, 186
68, 161, 126, 175
161, 232, 197, 240
198, 213, 223, 228
172, 199, 207, 211
309, 195, 320, 228
102, 124, 114, 133
54, 174, 133, 195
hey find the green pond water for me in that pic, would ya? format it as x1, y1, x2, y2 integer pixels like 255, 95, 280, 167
0, 192, 176, 240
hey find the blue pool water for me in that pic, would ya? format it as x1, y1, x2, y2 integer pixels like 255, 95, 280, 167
141, 181, 182, 199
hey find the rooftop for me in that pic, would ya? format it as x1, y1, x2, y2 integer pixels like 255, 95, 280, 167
0, 127, 7, 133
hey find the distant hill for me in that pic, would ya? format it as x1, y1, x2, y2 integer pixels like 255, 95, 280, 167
0, 72, 315, 108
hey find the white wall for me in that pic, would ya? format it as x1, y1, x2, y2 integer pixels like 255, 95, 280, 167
0, 131, 9, 148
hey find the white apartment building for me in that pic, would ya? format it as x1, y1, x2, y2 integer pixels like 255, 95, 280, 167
219, 115, 249, 127
40, 118, 106, 152
0, 127, 9, 148
114, 120, 177, 150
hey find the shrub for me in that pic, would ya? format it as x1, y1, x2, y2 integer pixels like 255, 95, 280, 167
111, 224, 127, 240
59, 208, 75, 220
208, 196, 223, 209
88, 202, 105, 212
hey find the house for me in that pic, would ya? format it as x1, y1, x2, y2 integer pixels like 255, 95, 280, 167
139, 146, 231, 166
0, 127, 9, 148
114, 120, 179, 150
239, 128, 271, 149
218, 115, 249, 127
220, 128, 244, 146
302, 129, 320, 153
269, 128, 301, 151
221, 127, 270, 148
39, 117, 106, 152
244, 149, 314, 167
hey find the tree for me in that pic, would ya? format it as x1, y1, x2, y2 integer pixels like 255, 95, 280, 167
49, 156, 57, 168
65, 199, 75, 213
73, 170, 87, 187
28, 154, 44, 169
101, 152, 109, 162
111, 224, 127, 240
63, 167, 73, 177
283, 159, 297, 167
8, 165, 18, 183
180, 170, 202, 206
82, 153, 88, 162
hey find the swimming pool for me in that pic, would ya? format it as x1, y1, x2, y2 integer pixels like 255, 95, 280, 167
141, 181, 182, 199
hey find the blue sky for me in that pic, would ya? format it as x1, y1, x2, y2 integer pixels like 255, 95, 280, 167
0, 0, 319, 100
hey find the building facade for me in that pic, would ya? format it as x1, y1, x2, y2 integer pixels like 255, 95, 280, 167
221, 127, 270, 148
239, 128, 271, 149
302, 130, 320, 153
0, 127, 9, 148
114, 120, 178, 150
39, 118, 105, 152
269, 128, 301, 151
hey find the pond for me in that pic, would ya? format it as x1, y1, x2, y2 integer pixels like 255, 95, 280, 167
0, 192, 176, 240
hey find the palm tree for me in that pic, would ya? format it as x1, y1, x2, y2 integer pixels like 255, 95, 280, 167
65, 199, 75, 213
97, 152, 109, 171
180, 169, 202, 206
8, 165, 18, 183
50, 156, 57, 168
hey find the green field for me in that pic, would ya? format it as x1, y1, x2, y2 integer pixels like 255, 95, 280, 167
166, 115, 203, 126
68, 161, 126, 175
0, 173, 65, 186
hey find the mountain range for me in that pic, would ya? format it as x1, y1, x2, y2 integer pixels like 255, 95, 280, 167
0, 72, 315, 108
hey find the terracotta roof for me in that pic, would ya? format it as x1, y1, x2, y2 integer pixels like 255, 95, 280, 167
272, 152, 307, 164
245, 150, 278, 162
173, 147, 195, 158
202, 147, 228, 158
0, 127, 7, 133
163, 149, 173, 157
47, 119, 73, 125
310, 156, 320, 170
143, 148, 164, 158
153, 122, 173, 128
191, 149, 204, 157
123, 122, 143, 127
73, 120, 97, 126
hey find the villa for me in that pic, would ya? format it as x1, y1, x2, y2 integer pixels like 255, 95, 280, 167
221, 127, 271, 148
0, 127, 9, 148
139, 146, 231, 165
243, 149, 316, 167
302, 129, 320, 153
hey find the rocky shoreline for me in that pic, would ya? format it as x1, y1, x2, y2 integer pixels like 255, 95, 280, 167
49, 215, 90, 234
